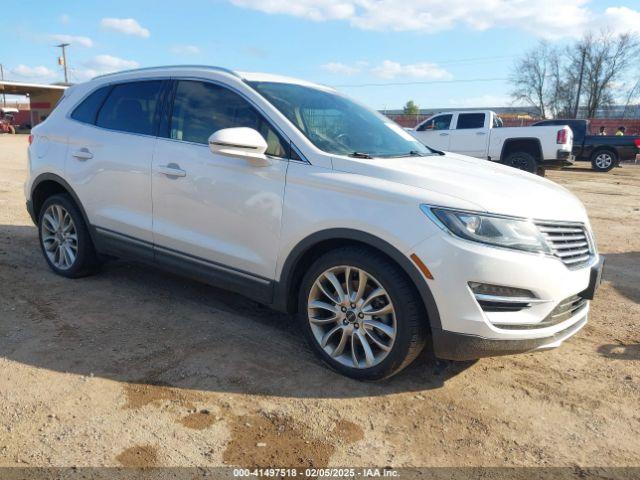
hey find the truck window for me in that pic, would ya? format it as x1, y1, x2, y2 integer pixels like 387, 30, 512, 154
418, 114, 452, 131
456, 113, 485, 129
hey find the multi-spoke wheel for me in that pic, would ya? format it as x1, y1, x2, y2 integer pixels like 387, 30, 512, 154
41, 204, 78, 270
37, 194, 98, 278
308, 266, 397, 369
299, 247, 427, 380
591, 150, 616, 172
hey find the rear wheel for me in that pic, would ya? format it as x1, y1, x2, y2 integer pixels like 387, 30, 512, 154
38, 194, 99, 278
591, 150, 616, 172
504, 151, 538, 174
297, 246, 427, 380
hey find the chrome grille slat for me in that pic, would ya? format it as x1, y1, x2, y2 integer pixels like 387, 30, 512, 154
534, 221, 593, 268
555, 248, 590, 257
495, 294, 588, 330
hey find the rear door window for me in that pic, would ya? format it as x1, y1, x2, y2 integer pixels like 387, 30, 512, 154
70, 86, 111, 124
456, 113, 486, 129
96, 81, 163, 136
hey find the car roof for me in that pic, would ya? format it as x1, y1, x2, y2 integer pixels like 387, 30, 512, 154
92, 65, 334, 91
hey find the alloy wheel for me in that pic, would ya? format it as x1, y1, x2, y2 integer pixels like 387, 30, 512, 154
595, 153, 613, 169
41, 204, 78, 270
307, 266, 397, 369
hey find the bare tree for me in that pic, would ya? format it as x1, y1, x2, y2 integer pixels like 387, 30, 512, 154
511, 31, 638, 119
510, 42, 558, 118
575, 31, 639, 118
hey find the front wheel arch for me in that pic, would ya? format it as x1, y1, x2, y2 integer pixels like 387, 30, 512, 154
274, 229, 442, 334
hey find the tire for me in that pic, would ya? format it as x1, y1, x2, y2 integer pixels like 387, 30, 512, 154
8, 125, 15, 134
504, 151, 538, 174
297, 246, 428, 380
37, 193, 99, 278
591, 149, 617, 172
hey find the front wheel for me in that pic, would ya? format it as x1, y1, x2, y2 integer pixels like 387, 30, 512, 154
591, 150, 617, 172
504, 151, 538, 174
297, 246, 427, 380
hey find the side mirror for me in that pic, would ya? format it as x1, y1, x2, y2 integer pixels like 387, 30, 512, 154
208, 127, 271, 167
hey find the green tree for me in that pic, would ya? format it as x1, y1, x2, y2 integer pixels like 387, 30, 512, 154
403, 100, 420, 115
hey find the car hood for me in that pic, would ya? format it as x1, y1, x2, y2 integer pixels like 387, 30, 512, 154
331, 152, 588, 222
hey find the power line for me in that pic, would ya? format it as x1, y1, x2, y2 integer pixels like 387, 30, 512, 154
332, 77, 508, 88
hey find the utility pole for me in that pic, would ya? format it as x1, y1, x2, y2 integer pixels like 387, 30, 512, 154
0, 63, 5, 107
573, 47, 586, 119
56, 43, 70, 84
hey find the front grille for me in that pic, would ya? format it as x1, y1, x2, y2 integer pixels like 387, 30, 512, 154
495, 294, 588, 330
535, 221, 593, 268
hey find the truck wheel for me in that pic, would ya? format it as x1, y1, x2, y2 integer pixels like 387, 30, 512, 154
591, 150, 616, 172
505, 152, 537, 174
8, 125, 15, 134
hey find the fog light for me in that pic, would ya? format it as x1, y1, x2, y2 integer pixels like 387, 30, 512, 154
468, 282, 535, 298
469, 282, 540, 312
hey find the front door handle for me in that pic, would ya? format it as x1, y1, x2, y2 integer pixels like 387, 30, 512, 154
439, 133, 449, 136
156, 163, 187, 177
476, 131, 487, 135
71, 148, 93, 160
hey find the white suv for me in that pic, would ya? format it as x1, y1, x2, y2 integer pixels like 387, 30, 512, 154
25, 66, 603, 380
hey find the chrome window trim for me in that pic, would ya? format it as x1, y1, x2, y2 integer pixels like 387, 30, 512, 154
64, 74, 311, 164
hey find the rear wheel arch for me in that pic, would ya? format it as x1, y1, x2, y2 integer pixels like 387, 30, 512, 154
30, 174, 95, 243
500, 138, 543, 163
275, 229, 442, 332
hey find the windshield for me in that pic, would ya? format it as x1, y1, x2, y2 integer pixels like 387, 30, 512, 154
248, 81, 432, 158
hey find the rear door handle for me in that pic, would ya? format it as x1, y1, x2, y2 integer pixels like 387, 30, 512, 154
439, 133, 449, 136
71, 148, 93, 160
476, 131, 487, 135
156, 163, 187, 177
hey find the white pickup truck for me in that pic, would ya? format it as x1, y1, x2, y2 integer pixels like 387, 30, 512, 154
408, 110, 574, 174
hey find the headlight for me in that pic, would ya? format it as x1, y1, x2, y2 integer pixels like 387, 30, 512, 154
421, 206, 551, 254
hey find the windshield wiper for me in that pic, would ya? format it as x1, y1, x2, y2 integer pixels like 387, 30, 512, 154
349, 151, 373, 159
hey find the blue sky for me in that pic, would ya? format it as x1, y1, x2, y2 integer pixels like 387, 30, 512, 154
3, 0, 639, 109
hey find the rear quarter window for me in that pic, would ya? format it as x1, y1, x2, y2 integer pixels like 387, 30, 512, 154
70, 86, 111, 124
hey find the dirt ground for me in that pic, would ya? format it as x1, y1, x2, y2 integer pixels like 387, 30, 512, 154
0, 134, 638, 470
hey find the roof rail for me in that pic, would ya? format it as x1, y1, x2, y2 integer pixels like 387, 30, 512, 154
93, 65, 240, 80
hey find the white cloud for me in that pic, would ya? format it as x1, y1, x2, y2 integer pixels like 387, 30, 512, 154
85, 54, 139, 70
228, 0, 634, 39
322, 59, 451, 80
10, 64, 56, 82
447, 94, 518, 108
11, 65, 56, 79
231, 0, 354, 21
599, 7, 640, 35
70, 55, 139, 82
48, 34, 93, 47
321, 62, 361, 76
370, 60, 451, 80
169, 45, 200, 55
100, 17, 150, 38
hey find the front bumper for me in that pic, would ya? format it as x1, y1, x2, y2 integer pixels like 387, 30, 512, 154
410, 231, 600, 360
432, 315, 587, 360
